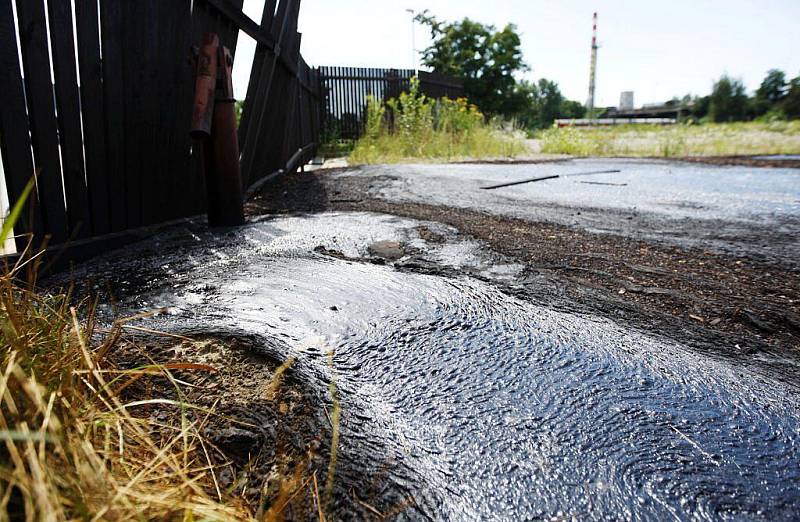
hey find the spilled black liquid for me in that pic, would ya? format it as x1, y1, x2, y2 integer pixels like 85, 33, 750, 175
341, 159, 800, 266
64, 213, 800, 520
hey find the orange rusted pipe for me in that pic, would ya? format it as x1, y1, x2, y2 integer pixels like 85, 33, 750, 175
205, 45, 244, 226
190, 33, 219, 138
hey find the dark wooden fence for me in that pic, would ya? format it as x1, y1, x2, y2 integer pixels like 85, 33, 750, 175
319, 67, 465, 139
0, 0, 320, 255
237, 0, 321, 190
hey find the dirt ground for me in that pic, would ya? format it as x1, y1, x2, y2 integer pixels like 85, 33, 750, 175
110, 331, 332, 518
249, 166, 800, 362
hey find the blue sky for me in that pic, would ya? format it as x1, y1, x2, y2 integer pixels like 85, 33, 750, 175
234, 0, 800, 107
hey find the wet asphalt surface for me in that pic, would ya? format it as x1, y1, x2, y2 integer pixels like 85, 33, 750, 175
333, 159, 800, 267
62, 196, 800, 520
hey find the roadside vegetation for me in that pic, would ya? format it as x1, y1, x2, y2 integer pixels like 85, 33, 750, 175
350, 79, 525, 164
538, 120, 800, 157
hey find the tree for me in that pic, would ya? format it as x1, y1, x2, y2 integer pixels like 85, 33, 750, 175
708, 75, 748, 122
784, 74, 800, 120
415, 12, 527, 117
559, 100, 586, 120
751, 69, 788, 117
756, 69, 788, 105
689, 95, 710, 120
512, 79, 564, 128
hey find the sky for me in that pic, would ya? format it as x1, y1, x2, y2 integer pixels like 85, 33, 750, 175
234, 0, 800, 108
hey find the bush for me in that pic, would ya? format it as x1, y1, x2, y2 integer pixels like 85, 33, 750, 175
351, 77, 525, 164
435, 96, 484, 134
756, 107, 787, 123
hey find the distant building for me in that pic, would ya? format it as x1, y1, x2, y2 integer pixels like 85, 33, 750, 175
555, 118, 676, 127
619, 91, 634, 111
606, 99, 691, 121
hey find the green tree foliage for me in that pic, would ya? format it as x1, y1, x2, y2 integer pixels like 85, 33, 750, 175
513, 79, 566, 129
559, 100, 586, 120
685, 95, 710, 120
414, 11, 585, 129
684, 70, 797, 123
415, 11, 527, 117
784, 75, 800, 120
708, 75, 748, 122
757, 69, 788, 104
752, 69, 788, 117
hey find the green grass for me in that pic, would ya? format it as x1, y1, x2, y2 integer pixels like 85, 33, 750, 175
538, 121, 800, 157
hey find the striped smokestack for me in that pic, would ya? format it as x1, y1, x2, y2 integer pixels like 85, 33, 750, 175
587, 12, 599, 117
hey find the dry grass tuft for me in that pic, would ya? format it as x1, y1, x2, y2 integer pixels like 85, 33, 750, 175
0, 260, 254, 520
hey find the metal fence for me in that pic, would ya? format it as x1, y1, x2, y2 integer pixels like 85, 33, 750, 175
0, 0, 320, 257
319, 67, 465, 139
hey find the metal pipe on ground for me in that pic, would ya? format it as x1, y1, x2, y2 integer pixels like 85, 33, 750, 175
480, 169, 622, 190
244, 142, 316, 200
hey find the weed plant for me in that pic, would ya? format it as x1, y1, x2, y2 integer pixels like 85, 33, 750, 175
350, 78, 526, 164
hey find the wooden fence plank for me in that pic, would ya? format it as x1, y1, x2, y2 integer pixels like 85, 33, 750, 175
345, 67, 353, 137
136, 0, 162, 226
99, 0, 128, 231
241, 50, 277, 184
241, 0, 296, 183
161, 0, 193, 222
48, 0, 91, 238
337, 66, 345, 136
204, 0, 272, 48
15, 0, 68, 244
220, 0, 244, 54
0, 0, 42, 247
239, 0, 276, 147
75, 0, 110, 235
146, 0, 170, 224
120, 0, 145, 229
358, 66, 367, 128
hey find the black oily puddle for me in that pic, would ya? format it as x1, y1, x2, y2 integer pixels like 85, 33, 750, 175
66, 213, 800, 520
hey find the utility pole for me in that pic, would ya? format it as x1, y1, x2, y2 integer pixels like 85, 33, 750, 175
406, 8, 416, 72
587, 12, 598, 118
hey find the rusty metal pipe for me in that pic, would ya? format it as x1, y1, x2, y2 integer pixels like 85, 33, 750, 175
190, 33, 219, 139
204, 45, 244, 226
